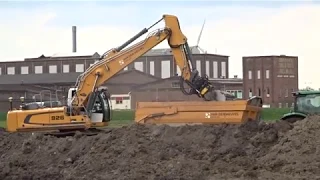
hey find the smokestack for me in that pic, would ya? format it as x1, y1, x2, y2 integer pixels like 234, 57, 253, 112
72, 26, 77, 53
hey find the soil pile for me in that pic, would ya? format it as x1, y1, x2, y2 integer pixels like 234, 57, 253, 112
0, 117, 319, 180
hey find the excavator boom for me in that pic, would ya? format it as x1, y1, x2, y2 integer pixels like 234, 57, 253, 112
71, 14, 212, 110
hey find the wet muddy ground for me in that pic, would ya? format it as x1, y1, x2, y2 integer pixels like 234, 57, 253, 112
0, 116, 319, 180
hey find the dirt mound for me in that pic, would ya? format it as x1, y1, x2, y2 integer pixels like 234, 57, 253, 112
0, 117, 319, 180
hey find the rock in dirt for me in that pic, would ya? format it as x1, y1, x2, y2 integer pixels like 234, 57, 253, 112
0, 117, 319, 180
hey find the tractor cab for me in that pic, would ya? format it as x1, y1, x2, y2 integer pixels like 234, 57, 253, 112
281, 90, 320, 123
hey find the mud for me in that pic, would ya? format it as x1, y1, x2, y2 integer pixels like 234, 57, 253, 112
0, 116, 320, 180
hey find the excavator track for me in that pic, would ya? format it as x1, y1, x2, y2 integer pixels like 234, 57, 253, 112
44, 128, 104, 137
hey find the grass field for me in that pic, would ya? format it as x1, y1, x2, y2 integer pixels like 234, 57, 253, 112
261, 108, 291, 122
0, 108, 291, 128
0, 120, 5, 128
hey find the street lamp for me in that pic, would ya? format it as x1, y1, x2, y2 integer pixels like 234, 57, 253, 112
20, 96, 25, 103
8, 97, 13, 110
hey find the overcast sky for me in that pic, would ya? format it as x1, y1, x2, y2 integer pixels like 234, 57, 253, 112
0, 0, 319, 88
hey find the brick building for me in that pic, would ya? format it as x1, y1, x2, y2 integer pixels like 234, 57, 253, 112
242, 55, 299, 108
0, 47, 243, 111
0, 48, 229, 80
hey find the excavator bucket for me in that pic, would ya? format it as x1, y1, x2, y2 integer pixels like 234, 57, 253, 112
135, 96, 263, 125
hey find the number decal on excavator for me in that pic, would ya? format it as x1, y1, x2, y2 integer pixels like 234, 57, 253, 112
51, 115, 65, 120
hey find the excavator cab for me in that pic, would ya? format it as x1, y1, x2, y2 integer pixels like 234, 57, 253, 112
88, 88, 112, 126
67, 87, 112, 127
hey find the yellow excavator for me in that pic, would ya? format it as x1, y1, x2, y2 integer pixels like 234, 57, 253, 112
5, 14, 262, 134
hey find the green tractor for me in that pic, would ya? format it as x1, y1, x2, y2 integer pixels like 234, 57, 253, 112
281, 90, 320, 123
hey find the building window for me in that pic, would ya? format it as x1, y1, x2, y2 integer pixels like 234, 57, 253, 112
35, 65, 43, 74
266, 88, 270, 97
285, 89, 289, 97
249, 88, 252, 97
49, 65, 57, 74
226, 90, 243, 99
248, 70, 252, 79
7, 67, 15, 75
116, 97, 123, 104
123, 66, 128, 71
21, 66, 29, 74
279, 89, 282, 97
226, 90, 235, 96
213, 61, 218, 78
291, 88, 295, 97
278, 103, 282, 108
0, 67, 2, 75
134, 61, 143, 72
258, 88, 261, 96
205, 60, 210, 77
63, 64, 69, 73
196, 60, 201, 76
161, 60, 170, 78
237, 90, 243, 99
149, 61, 155, 75
286, 103, 289, 108
171, 82, 180, 88
257, 70, 261, 79
76, 64, 84, 72
221, 61, 226, 78
266, 70, 270, 79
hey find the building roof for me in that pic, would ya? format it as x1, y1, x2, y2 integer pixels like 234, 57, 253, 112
24, 52, 101, 62
0, 84, 57, 92
144, 46, 201, 56
51, 52, 100, 58
0, 69, 159, 85
1, 45, 228, 63
242, 55, 298, 59
0, 72, 81, 85
110, 69, 161, 81
134, 75, 243, 90
44, 46, 202, 59
0, 84, 29, 91
208, 78, 243, 84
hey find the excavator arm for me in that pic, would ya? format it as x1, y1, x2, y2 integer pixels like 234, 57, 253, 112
71, 14, 213, 109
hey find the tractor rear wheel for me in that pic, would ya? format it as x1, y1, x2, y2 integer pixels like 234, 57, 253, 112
281, 116, 305, 123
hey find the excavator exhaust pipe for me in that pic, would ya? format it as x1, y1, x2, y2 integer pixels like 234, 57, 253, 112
135, 96, 263, 125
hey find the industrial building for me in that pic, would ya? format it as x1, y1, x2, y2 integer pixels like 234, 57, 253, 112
0, 47, 244, 111
0, 52, 299, 110
242, 55, 299, 108
0, 26, 298, 111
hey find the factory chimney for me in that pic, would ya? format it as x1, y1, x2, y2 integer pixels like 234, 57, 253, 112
72, 26, 77, 52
